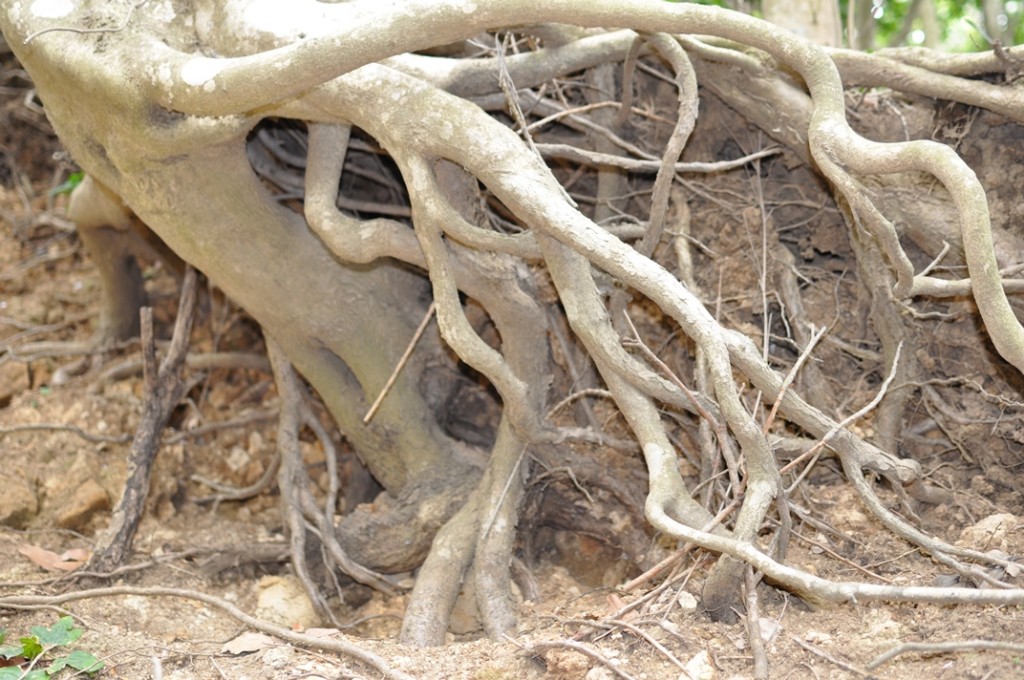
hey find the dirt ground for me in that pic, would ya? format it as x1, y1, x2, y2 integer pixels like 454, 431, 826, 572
3, 48, 1024, 680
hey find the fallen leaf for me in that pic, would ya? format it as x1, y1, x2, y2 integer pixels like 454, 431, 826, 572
18, 544, 85, 572
60, 548, 90, 562
605, 593, 637, 621
221, 632, 278, 655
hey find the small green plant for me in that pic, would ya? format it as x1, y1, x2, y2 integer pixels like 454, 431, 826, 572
0, 617, 104, 679
47, 171, 84, 197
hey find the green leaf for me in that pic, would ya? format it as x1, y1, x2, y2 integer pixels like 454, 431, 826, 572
0, 667, 46, 680
0, 644, 23, 660
31, 616, 80, 647
49, 649, 104, 674
19, 637, 42, 660
48, 171, 85, 197
47, 655, 69, 673
68, 649, 103, 673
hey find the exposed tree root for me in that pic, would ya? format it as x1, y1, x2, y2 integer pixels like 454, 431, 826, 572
5, 0, 1024, 646
267, 338, 397, 604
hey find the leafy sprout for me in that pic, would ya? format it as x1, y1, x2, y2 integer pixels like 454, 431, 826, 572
0, 618, 104, 679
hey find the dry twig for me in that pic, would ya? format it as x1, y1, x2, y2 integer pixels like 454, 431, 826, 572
87, 266, 198, 572
865, 639, 1024, 671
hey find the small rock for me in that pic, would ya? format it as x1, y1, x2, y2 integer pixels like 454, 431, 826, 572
676, 590, 698, 614
683, 650, 718, 680
957, 513, 1019, 552
255, 575, 320, 629
0, 476, 38, 528
584, 666, 616, 680
757, 616, 781, 642
544, 649, 591, 678
226, 445, 251, 472
247, 430, 266, 455
262, 644, 297, 670
56, 479, 111, 530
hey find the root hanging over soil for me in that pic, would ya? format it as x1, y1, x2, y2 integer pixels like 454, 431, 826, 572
3, 0, 1024, 651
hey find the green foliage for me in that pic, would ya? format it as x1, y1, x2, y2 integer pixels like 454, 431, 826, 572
665, 0, 1024, 50
30, 619, 82, 649
48, 171, 84, 197
0, 618, 104, 680
849, 0, 1023, 50
16, 638, 41, 661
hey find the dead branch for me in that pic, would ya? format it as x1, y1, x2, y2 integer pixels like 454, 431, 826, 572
87, 266, 198, 573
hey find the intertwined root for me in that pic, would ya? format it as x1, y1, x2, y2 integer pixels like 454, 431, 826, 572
4, 0, 1024, 646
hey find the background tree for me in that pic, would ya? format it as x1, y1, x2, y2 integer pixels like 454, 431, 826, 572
713, 0, 1024, 50
3, 0, 1024, 650
764, 0, 843, 45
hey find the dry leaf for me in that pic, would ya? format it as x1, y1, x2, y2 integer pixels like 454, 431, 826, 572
221, 632, 278, 655
18, 544, 85, 572
60, 547, 91, 562
605, 593, 637, 621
